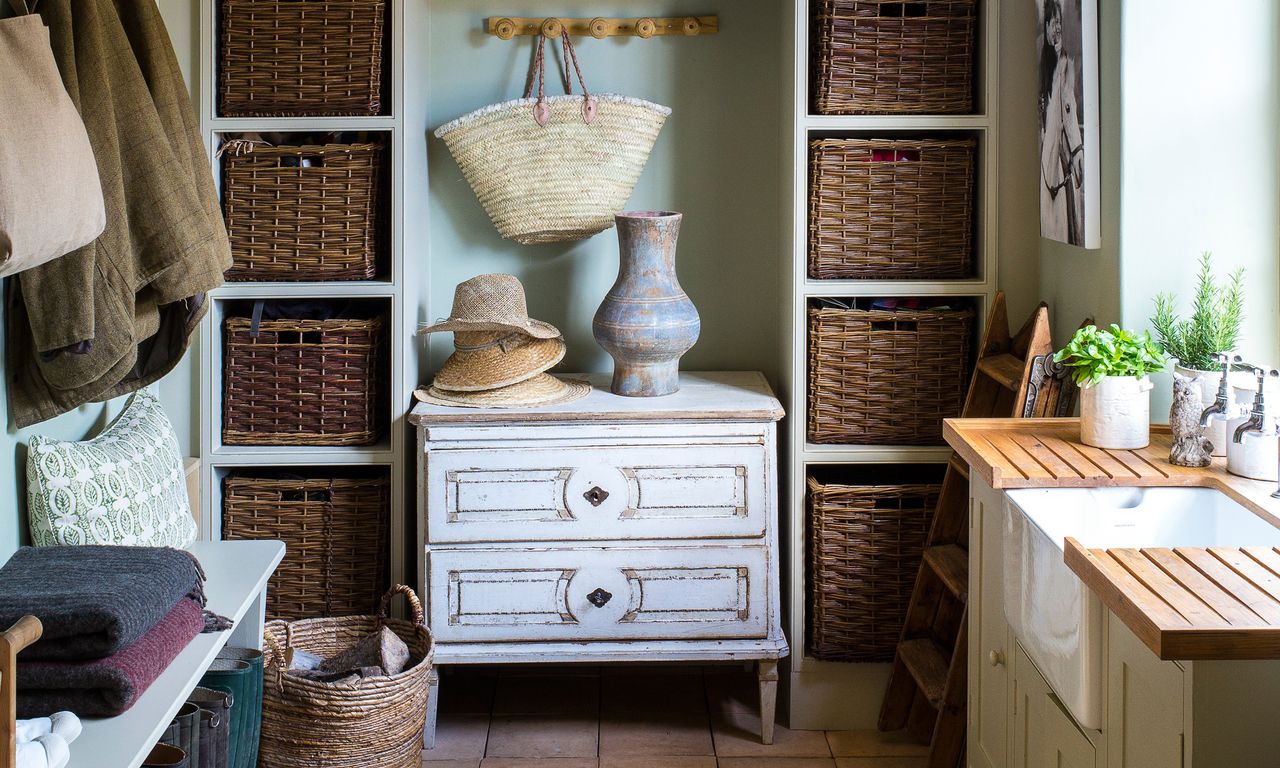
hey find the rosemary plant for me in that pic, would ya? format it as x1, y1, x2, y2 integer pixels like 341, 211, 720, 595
1150, 252, 1245, 371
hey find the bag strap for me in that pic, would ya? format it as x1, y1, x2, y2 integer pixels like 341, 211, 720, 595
6, 0, 35, 16
522, 31, 597, 127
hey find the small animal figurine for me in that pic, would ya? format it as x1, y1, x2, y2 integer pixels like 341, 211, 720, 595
1169, 373, 1213, 467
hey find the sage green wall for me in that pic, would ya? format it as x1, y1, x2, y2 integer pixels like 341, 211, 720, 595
414, 0, 783, 385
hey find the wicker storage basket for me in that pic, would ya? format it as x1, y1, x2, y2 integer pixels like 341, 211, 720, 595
219, 0, 385, 117
223, 314, 386, 446
809, 138, 975, 279
223, 474, 390, 621
222, 142, 384, 282
808, 303, 974, 444
813, 0, 977, 115
807, 477, 940, 661
260, 585, 433, 768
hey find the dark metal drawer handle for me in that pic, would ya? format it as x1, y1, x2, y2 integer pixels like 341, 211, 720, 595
583, 486, 609, 507
586, 588, 613, 608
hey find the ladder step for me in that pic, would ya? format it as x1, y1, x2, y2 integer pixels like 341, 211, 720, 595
975, 353, 1026, 392
899, 638, 951, 707
923, 544, 969, 601
946, 454, 969, 480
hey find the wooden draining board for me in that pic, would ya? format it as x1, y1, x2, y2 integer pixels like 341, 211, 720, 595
1065, 539, 1280, 660
944, 418, 1280, 527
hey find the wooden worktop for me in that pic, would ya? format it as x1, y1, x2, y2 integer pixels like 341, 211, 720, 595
945, 417, 1280, 660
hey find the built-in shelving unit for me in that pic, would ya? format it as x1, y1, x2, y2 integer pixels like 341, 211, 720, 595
195, 0, 409, 592
779, 0, 1000, 730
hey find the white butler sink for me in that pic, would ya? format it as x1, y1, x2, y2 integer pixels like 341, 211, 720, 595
1003, 486, 1280, 731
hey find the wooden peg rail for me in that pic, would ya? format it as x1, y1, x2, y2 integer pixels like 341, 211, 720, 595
486, 16, 719, 40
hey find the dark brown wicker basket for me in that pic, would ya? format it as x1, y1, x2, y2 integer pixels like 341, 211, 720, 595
808, 476, 940, 661
223, 474, 390, 621
813, 0, 976, 115
223, 315, 386, 446
809, 138, 975, 279
219, 0, 386, 117
808, 303, 974, 444
222, 142, 384, 282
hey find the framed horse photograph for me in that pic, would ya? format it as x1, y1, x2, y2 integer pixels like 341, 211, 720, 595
1038, 0, 1100, 248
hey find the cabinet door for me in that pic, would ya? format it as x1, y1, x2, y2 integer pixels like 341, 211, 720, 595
970, 475, 1010, 768
1043, 695, 1101, 768
1012, 642, 1051, 768
1106, 611, 1185, 768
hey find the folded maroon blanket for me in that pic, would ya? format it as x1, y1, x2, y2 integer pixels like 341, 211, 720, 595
16, 598, 203, 717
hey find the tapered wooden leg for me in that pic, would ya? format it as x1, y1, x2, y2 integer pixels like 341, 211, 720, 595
423, 668, 440, 750
757, 659, 779, 745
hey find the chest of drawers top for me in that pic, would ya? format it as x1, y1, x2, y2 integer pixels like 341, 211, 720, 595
409, 371, 784, 438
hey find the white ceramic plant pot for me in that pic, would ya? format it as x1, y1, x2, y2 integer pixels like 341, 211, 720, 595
1226, 377, 1280, 481
1174, 364, 1226, 457
1080, 376, 1154, 450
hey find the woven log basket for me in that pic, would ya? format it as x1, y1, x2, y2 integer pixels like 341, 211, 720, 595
260, 585, 434, 768
219, 0, 386, 117
813, 0, 977, 115
808, 304, 974, 445
807, 478, 940, 661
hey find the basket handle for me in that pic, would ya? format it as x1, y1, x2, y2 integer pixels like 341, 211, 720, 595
522, 31, 597, 127
262, 626, 289, 693
378, 584, 426, 626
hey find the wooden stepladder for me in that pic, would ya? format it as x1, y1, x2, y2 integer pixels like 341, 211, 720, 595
877, 293, 1074, 768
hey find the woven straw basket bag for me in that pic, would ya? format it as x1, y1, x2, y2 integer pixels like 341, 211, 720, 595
259, 585, 434, 768
435, 31, 670, 245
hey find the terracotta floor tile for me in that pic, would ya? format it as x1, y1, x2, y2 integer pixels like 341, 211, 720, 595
422, 715, 490, 761
602, 672, 706, 715
494, 673, 600, 716
479, 760, 599, 768
599, 757, 716, 768
833, 759, 929, 768
599, 711, 714, 756
717, 759, 838, 768
711, 711, 831, 758
485, 715, 599, 759
422, 761, 482, 768
824, 730, 928, 758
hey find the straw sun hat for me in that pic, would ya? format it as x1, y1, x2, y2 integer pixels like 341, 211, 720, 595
417, 274, 590, 408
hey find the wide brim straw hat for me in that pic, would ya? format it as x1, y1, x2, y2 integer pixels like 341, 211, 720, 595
432, 331, 566, 392
414, 373, 591, 409
419, 273, 561, 339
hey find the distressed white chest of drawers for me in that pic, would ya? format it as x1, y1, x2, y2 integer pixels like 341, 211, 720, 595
409, 371, 789, 744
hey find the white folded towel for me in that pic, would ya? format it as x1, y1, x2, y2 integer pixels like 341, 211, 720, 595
16, 734, 70, 768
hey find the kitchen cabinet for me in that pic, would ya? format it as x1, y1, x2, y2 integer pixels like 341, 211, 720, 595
1105, 611, 1184, 768
970, 473, 1010, 768
1012, 642, 1100, 768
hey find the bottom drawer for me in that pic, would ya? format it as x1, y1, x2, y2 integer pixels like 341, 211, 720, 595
428, 545, 768, 643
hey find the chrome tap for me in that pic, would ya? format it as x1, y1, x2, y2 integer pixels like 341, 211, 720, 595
1200, 353, 1243, 427
1230, 367, 1280, 499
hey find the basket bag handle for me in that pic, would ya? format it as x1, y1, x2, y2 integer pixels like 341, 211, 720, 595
524, 30, 597, 127
379, 583, 426, 626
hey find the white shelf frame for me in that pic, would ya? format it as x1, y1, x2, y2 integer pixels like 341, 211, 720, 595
779, 0, 1000, 730
195, 0, 409, 595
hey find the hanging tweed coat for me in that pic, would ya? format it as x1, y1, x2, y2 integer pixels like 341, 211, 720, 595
6, 0, 229, 427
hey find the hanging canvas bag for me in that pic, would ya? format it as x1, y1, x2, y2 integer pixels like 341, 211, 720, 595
435, 31, 670, 245
0, 0, 105, 276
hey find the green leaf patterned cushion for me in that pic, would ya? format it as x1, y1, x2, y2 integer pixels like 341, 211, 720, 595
26, 388, 196, 548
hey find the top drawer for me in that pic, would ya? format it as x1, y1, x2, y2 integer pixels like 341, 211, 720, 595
425, 444, 769, 543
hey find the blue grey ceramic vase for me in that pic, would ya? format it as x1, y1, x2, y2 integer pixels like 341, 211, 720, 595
593, 211, 700, 397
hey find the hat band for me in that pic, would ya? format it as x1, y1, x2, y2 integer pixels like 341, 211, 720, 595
453, 332, 526, 353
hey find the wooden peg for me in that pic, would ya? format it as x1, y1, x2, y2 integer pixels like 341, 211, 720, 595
492, 17, 517, 40
635, 17, 656, 38
682, 17, 702, 35
540, 18, 563, 39
588, 17, 610, 39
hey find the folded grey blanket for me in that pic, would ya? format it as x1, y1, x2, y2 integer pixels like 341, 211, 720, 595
0, 546, 208, 660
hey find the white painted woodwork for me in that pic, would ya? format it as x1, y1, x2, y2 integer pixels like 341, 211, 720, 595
67, 541, 283, 768
426, 443, 766, 542
428, 545, 767, 643
1043, 694, 1102, 768
780, 0, 1002, 729
1105, 612, 1184, 768
1010, 642, 1050, 768
412, 372, 788, 744
195, 0, 408, 601
970, 474, 1010, 768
